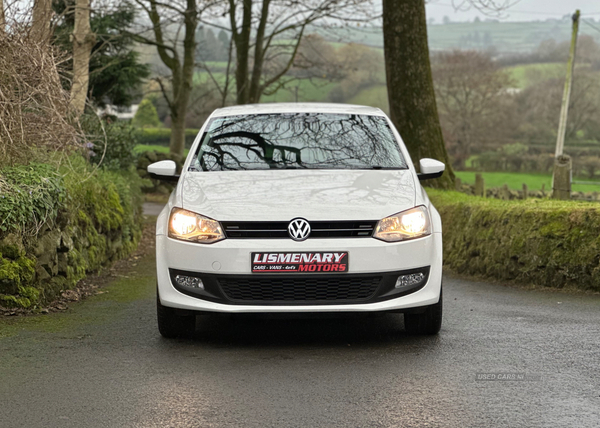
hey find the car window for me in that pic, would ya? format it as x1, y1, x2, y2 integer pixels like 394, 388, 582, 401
190, 113, 408, 171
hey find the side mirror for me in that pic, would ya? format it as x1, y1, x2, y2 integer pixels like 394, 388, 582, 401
417, 158, 445, 181
148, 160, 180, 183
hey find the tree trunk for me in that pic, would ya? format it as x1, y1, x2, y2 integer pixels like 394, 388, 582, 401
169, 0, 196, 156
248, 0, 270, 104
230, 0, 252, 104
0, 0, 5, 37
382, 0, 455, 189
136, 0, 198, 158
70, 0, 95, 117
169, 106, 187, 162
31, 0, 53, 44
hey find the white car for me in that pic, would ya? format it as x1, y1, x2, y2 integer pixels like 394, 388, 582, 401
148, 103, 445, 338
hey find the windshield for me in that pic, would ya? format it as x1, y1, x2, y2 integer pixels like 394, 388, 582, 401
190, 113, 408, 171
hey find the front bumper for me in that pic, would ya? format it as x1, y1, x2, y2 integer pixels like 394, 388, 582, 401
156, 232, 443, 313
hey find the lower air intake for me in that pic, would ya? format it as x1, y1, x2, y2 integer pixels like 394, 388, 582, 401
218, 275, 382, 303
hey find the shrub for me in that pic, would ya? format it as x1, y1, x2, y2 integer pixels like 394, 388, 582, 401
577, 156, 600, 178
0, 29, 81, 165
132, 98, 161, 129
429, 190, 600, 291
137, 128, 199, 148
0, 163, 66, 235
81, 115, 139, 171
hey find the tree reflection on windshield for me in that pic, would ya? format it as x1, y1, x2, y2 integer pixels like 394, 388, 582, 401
190, 113, 407, 171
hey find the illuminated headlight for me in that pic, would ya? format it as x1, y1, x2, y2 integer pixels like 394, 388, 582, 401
373, 206, 431, 242
175, 275, 204, 289
168, 208, 225, 244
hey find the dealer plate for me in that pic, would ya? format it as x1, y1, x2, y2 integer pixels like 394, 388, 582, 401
251, 252, 348, 274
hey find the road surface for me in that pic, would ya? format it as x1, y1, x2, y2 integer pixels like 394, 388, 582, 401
1, 216, 599, 427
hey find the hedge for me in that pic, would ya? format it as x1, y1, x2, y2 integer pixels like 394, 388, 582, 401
0, 157, 144, 309
428, 190, 600, 292
136, 128, 199, 148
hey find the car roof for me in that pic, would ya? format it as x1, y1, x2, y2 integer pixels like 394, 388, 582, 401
210, 102, 387, 118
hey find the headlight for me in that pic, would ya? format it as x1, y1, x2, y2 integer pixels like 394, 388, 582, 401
168, 208, 225, 244
373, 206, 431, 242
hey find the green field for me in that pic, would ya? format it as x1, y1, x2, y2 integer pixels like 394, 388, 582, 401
261, 79, 339, 103
193, 71, 339, 103
504, 63, 565, 88
455, 171, 600, 193
348, 84, 389, 112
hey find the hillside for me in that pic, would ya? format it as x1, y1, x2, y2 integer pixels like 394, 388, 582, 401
310, 19, 600, 53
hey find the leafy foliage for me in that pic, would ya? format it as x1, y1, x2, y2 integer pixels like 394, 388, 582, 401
81, 115, 139, 171
0, 164, 66, 235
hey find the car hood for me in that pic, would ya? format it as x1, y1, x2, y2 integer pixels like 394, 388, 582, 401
181, 169, 416, 221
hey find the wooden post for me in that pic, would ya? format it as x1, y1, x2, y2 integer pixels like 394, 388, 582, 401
475, 173, 485, 197
522, 183, 528, 199
552, 155, 572, 200
552, 10, 579, 198
455, 177, 462, 191
501, 184, 510, 200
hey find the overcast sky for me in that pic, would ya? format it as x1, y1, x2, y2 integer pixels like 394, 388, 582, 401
425, 0, 600, 23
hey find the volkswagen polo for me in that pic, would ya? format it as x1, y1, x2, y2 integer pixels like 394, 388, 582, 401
148, 103, 445, 338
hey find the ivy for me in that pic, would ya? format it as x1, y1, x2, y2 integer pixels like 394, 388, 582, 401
0, 164, 66, 235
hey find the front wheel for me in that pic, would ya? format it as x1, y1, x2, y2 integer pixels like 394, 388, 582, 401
157, 296, 196, 338
404, 288, 442, 335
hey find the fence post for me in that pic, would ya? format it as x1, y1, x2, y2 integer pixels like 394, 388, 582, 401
475, 173, 485, 197
522, 183, 528, 199
552, 155, 572, 200
455, 177, 462, 191
500, 184, 510, 200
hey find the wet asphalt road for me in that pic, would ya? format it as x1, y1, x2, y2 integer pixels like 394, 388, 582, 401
0, 205, 599, 427
1, 268, 599, 427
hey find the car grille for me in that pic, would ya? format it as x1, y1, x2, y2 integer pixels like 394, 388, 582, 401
221, 220, 378, 239
218, 275, 382, 303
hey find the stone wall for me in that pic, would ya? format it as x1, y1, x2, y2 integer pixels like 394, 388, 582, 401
0, 166, 143, 309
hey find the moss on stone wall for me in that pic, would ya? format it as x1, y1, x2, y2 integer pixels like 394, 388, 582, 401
0, 158, 144, 309
429, 190, 600, 291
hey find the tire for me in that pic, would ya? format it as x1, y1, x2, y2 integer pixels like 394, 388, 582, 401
157, 296, 196, 338
404, 288, 443, 335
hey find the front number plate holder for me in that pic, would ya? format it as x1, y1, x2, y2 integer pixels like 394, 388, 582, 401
251, 252, 349, 273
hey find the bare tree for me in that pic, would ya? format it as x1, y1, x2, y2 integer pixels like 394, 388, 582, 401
132, 0, 205, 157
451, 0, 520, 16
382, 0, 518, 187
432, 50, 514, 169
70, 0, 95, 117
515, 70, 600, 148
206, 0, 375, 105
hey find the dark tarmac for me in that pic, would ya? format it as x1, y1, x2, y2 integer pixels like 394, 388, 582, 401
1, 265, 598, 427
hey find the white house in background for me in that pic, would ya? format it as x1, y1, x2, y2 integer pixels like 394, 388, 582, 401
97, 104, 139, 120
